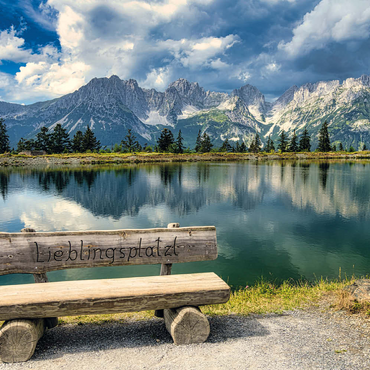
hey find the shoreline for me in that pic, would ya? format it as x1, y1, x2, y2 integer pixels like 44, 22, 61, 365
1, 151, 370, 167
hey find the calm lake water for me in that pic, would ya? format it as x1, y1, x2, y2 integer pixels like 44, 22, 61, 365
1, 161, 370, 288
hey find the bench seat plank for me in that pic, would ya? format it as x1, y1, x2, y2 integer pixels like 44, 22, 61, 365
0, 273, 230, 321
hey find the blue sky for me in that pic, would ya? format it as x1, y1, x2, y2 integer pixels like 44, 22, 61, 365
0, 0, 369, 104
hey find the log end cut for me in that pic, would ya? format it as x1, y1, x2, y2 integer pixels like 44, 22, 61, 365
164, 306, 210, 345
0, 319, 45, 363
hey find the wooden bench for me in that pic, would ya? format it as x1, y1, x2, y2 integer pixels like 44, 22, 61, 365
0, 223, 230, 363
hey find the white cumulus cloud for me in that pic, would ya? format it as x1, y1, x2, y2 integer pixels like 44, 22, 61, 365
279, 0, 370, 57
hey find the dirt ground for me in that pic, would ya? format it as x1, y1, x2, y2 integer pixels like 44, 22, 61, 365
1, 306, 369, 370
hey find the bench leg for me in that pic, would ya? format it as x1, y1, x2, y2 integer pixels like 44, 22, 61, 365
45, 317, 59, 329
164, 306, 210, 345
0, 319, 45, 363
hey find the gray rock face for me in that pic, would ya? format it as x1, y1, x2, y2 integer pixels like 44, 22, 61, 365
232, 85, 266, 113
344, 279, 370, 302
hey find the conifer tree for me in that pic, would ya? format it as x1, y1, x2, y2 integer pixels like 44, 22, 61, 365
278, 130, 288, 152
200, 132, 213, 152
318, 121, 331, 152
0, 118, 10, 154
23, 139, 35, 151
35, 127, 51, 153
72, 131, 84, 152
339, 142, 344, 151
83, 126, 101, 152
299, 128, 311, 152
17, 138, 26, 152
249, 133, 262, 153
220, 138, 232, 152
332, 144, 337, 151
157, 128, 174, 152
265, 135, 275, 152
194, 130, 202, 152
50, 124, 71, 153
240, 141, 247, 153
175, 130, 184, 154
288, 129, 299, 152
363, 144, 367, 151
121, 129, 140, 153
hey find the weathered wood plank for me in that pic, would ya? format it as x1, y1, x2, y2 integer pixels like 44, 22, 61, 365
164, 306, 210, 345
0, 227, 217, 275
0, 273, 230, 321
21, 229, 49, 283
0, 319, 45, 363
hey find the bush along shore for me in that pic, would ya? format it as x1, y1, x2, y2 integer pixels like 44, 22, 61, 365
1, 151, 370, 167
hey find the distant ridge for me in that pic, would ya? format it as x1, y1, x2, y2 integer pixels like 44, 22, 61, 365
1, 74, 370, 149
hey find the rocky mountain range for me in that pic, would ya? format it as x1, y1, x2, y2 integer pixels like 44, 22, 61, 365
1, 74, 370, 149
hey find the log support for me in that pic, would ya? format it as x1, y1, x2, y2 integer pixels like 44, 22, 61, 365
164, 306, 210, 345
154, 222, 178, 318
0, 319, 45, 363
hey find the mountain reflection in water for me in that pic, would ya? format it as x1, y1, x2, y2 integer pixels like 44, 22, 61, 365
1, 161, 370, 287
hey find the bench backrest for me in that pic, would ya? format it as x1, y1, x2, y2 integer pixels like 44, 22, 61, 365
0, 225, 217, 276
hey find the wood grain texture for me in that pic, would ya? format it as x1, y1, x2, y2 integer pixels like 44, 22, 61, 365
21, 229, 49, 284
20, 228, 57, 329
0, 319, 44, 363
164, 306, 210, 345
0, 273, 230, 321
0, 227, 217, 275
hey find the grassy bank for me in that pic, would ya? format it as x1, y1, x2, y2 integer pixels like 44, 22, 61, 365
57, 276, 367, 326
1, 151, 370, 167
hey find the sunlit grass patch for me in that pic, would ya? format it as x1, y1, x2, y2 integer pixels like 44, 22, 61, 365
203, 277, 354, 316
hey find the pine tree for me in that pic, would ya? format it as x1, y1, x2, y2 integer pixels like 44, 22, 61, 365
240, 142, 247, 153
35, 126, 51, 153
121, 129, 140, 153
72, 131, 84, 152
50, 124, 71, 153
175, 130, 184, 154
299, 128, 311, 152
157, 128, 174, 152
0, 118, 10, 154
220, 138, 232, 152
363, 144, 367, 151
200, 132, 212, 152
17, 138, 26, 152
278, 130, 288, 152
194, 130, 202, 152
332, 144, 337, 151
318, 121, 331, 152
288, 129, 299, 152
265, 135, 275, 152
249, 133, 262, 153
83, 126, 101, 152
339, 142, 344, 151
23, 139, 35, 151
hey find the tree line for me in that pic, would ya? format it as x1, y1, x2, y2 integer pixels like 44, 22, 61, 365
0, 117, 367, 155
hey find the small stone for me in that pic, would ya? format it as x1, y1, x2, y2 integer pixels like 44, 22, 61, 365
344, 279, 370, 302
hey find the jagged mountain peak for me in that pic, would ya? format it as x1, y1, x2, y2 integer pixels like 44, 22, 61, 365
273, 85, 298, 108
231, 84, 265, 104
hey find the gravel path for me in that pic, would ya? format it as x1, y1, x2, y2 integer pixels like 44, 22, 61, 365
1, 308, 369, 370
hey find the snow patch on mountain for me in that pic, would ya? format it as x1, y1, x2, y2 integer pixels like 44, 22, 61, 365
178, 105, 201, 119
144, 111, 173, 127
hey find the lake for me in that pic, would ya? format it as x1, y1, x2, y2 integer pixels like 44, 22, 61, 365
1, 160, 370, 288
